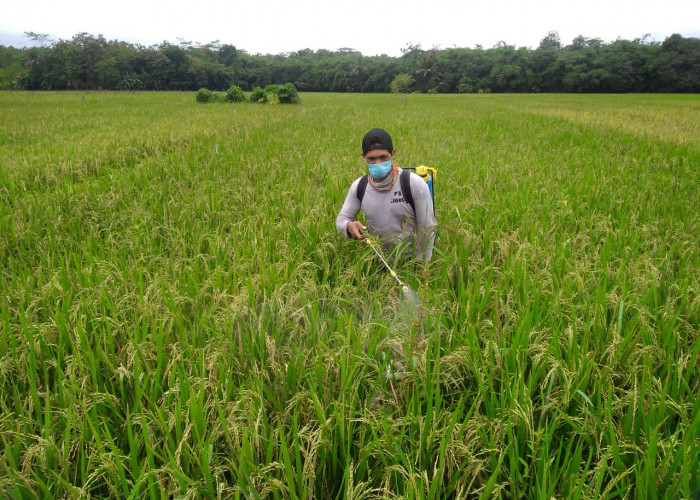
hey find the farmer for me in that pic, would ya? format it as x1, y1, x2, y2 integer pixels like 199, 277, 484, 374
336, 128, 437, 262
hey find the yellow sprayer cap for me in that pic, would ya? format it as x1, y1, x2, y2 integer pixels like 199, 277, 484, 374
416, 165, 437, 180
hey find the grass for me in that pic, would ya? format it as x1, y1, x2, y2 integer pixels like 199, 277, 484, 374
0, 91, 698, 498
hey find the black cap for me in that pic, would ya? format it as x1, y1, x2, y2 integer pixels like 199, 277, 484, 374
362, 128, 393, 154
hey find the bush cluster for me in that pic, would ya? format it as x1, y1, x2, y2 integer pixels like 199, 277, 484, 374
196, 88, 214, 103
249, 86, 267, 104
276, 83, 301, 104
196, 83, 300, 104
224, 85, 246, 103
197, 85, 245, 103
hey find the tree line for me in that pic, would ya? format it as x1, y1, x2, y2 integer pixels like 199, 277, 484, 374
1, 31, 698, 93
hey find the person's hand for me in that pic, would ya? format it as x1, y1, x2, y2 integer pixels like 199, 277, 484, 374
347, 221, 366, 240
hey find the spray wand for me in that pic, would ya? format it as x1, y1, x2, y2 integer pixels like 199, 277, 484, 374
363, 232, 421, 309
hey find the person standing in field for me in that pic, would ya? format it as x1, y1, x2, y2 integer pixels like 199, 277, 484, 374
336, 128, 437, 262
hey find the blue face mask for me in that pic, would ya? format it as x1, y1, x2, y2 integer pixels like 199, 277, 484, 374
368, 160, 392, 179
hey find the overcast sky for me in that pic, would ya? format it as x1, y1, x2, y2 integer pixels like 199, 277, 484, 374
2, 0, 699, 55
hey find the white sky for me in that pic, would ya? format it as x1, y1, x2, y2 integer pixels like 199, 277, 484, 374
2, 0, 699, 55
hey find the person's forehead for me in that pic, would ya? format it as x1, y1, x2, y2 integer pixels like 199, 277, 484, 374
365, 149, 392, 156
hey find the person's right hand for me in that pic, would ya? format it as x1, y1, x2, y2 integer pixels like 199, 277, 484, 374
347, 221, 366, 240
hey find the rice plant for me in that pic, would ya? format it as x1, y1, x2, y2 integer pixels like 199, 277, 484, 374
0, 91, 698, 498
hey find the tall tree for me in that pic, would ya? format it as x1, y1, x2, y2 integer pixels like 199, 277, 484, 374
9, 31, 700, 93
649, 34, 700, 92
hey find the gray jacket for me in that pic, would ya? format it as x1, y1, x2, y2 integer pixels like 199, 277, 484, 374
336, 168, 437, 261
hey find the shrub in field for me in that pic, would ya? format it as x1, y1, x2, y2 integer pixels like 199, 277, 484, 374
196, 88, 230, 103
277, 83, 300, 104
250, 86, 267, 103
196, 88, 213, 103
223, 85, 245, 103
264, 84, 280, 95
264, 84, 281, 104
250, 83, 300, 104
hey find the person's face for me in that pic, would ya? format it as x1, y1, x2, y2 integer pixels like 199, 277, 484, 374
362, 149, 395, 164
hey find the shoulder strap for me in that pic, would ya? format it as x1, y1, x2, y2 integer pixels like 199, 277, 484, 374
356, 175, 369, 203
357, 171, 416, 214
400, 169, 415, 214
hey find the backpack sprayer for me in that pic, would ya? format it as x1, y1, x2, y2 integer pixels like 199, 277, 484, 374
404, 165, 437, 212
403, 165, 439, 245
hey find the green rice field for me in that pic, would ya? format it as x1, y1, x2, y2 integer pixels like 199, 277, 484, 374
0, 91, 698, 498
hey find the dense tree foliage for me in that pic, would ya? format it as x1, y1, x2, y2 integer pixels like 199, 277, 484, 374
1, 32, 698, 92
0, 45, 23, 88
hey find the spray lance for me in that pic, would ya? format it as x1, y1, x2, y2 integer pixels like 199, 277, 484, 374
362, 232, 421, 309
363, 232, 423, 384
